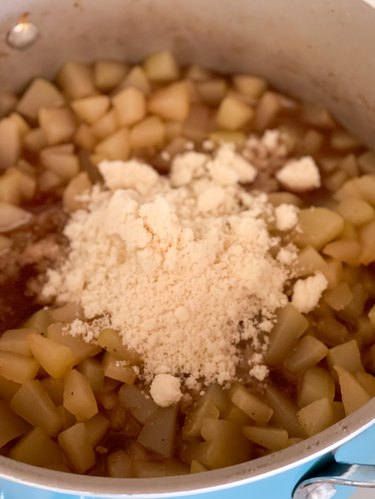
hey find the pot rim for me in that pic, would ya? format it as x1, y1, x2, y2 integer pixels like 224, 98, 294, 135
1, 399, 375, 497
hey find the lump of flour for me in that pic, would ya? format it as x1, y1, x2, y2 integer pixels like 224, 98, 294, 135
43, 143, 298, 388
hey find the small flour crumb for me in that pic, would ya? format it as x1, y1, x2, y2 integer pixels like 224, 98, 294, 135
208, 143, 257, 185
150, 374, 182, 407
261, 130, 279, 150
161, 150, 171, 162
249, 364, 269, 382
202, 139, 215, 151
67, 317, 110, 342
277, 246, 298, 266
291, 272, 328, 313
170, 151, 208, 187
98, 160, 159, 195
248, 353, 269, 381
258, 318, 274, 333
275, 204, 299, 231
276, 156, 321, 191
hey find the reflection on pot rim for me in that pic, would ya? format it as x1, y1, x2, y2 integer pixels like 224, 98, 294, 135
6, 13, 39, 50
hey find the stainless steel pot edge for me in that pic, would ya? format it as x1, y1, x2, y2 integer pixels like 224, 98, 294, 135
1, 399, 375, 498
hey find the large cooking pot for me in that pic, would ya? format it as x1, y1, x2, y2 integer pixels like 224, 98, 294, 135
1, 1, 375, 498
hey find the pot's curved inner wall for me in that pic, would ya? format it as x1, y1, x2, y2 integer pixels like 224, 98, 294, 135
0, 0, 375, 146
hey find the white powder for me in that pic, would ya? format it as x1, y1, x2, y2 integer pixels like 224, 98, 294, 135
43, 144, 298, 388
202, 139, 215, 151
248, 352, 269, 382
249, 364, 269, 382
261, 130, 280, 150
276, 156, 321, 191
67, 316, 110, 342
277, 245, 298, 266
207, 143, 257, 185
291, 272, 328, 313
275, 204, 299, 231
150, 374, 182, 407
98, 160, 159, 195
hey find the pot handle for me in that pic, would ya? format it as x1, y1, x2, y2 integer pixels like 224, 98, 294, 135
293, 461, 375, 498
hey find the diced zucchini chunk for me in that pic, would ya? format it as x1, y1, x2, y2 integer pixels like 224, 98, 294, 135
107, 450, 133, 477
57, 62, 96, 100
324, 281, 353, 311
0, 118, 21, 169
229, 383, 273, 424
39, 107, 77, 145
91, 109, 118, 139
63, 369, 98, 421
243, 425, 289, 450
137, 405, 177, 457
323, 238, 361, 266
356, 372, 375, 397
232, 75, 267, 100
216, 95, 254, 131
148, 82, 190, 122
143, 51, 179, 82
297, 367, 335, 407
77, 358, 104, 393
297, 397, 342, 436
118, 384, 158, 424
28, 333, 74, 378
118, 66, 151, 95
102, 352, 137, 384
0, 400, 30, 448
41, 377, 64, 406
294, 208, 344, 250
182, 398, 220, 440
95, 128, 130, 161
0, 328, 38, 356
0, 351, 38, 383
265, 304, 308, 366
23, 308, 53, 333
16, 78, 64, 120
327, 340, 364, 375
190, 420, 252, 469
284, 335, 328, 373
97, 328, 141, 364
58, 422, 96, 473
336, 198, 374, 226
10, 379, 61, 435
359, 219, 375, 265
335, 366, 371, 416
94, 60, 128, 92
112, 87, 146, 126
197, 79, 227, 106
129, 116, 166, 149
0, 376, 20, 402
9, 427, 63, 467
72, 95, 110, 125
264, 385, 305, 438
190, 460, 208, 473
84, 413, 109, 446
0, 202, 32, 233
47, 322, 100, 364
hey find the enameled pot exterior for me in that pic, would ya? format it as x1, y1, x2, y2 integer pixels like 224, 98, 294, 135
1, 1, 375, 498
